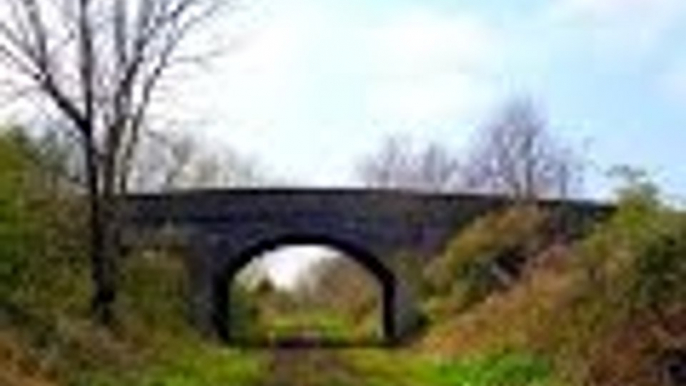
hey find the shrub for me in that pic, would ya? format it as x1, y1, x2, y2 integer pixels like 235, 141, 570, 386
0, 128, 266, 385
0, 129, 88, 314
228, 283, 262, 340
421, 178, 685, 386
538, 180, 686, 385
629, 214, 686, 326
0, 130, 39, 299
424, 206, 547, 311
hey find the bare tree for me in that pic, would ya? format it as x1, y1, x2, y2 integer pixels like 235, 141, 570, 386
462, 98, 583, 199
357, 135, 411, 189
413, 143, 462, 192
129, 130, 266, 192
0, 0, 226, 324
357, 135, 461, 192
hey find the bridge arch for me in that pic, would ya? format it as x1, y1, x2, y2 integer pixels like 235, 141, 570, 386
123, 189, 611, 345
210, 233, 398, 344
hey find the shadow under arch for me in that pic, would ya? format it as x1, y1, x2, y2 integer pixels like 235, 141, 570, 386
210, 233, 398, 346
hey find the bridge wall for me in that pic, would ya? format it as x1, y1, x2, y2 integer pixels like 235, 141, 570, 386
122, 189, 612, 343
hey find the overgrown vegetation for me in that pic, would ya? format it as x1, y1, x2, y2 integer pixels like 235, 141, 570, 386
424, 206, 547, 313
229, 255, 383, 344
2, 126, 684, 386
0, 130, 266, 385
421, 174, 685, 386
345, 349, 552, 386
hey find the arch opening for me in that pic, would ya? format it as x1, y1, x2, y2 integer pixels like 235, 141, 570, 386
211, 235, 397, 347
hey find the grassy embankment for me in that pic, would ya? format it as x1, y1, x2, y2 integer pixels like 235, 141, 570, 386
2, 130, 684, 385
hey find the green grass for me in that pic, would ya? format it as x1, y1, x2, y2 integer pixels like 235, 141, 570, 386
345, 349, 553, 386
67, 338, 267, 386
235, 310, 381, 343
1, 285, 267, 386
267, 312, 356, 338
134, 348, 264, 386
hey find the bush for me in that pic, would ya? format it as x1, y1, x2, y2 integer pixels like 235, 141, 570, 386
0, 129, 88, 314
538, 181, 686, 385
424, 206, 547, 311
0, 130, 39, 299
228, 283, 262, 340
629, 214, 686, 323
119, 249, 191, 338
0, 128, 266, 385
421, 177, 685, 386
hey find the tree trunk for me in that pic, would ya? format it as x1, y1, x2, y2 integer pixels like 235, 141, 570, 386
84, 135, 116, 326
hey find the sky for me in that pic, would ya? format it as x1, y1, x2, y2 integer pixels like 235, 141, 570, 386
172, 0, 686, 204
250, 246, 338, 288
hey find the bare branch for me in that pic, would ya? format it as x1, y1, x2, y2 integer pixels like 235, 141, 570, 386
462, 98, 583, 199
357, 135, 462, 192
0, 0, 230, 325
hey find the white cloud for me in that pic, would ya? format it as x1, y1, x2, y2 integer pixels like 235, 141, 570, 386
367, 73, 492, 126
366, 10, 498, 78
173, 3, 314, 131
560, 0, 678, 17
548, 0, 686, 52
364, 9, 500, 125
168, 3, 502, 177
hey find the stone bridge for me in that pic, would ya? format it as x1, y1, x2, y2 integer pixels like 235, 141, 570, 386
121, 188, 611, 344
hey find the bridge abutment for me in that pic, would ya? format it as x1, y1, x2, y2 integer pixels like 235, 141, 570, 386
391, 279, 423, 343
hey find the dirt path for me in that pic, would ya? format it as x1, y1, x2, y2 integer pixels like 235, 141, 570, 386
260, 345, 362, 386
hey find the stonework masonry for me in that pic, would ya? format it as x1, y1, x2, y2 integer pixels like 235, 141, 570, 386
122, 188, 612, 344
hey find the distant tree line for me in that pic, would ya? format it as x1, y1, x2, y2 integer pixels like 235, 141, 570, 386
358, 98, 584, 200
